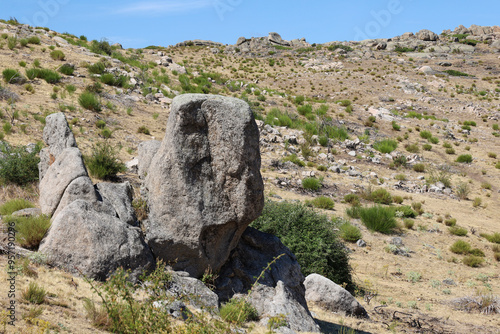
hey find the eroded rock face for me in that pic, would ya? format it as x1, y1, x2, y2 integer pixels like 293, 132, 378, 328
39, 200, 154, 281
144, 94, 264, 277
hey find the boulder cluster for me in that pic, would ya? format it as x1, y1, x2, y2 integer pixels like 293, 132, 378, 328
37, 94, 366, 332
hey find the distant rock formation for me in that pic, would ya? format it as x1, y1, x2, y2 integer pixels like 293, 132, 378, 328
233, 32, 310, 52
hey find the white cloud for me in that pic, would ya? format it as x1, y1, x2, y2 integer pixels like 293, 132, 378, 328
117, 0, 212, 14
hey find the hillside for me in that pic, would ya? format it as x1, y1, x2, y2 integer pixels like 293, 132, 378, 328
0, 19, 499, 333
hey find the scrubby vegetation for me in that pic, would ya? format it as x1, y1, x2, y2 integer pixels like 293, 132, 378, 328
85, 141, 126, 180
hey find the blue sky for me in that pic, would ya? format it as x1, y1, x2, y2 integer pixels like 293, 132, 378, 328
1, 0, 499, 48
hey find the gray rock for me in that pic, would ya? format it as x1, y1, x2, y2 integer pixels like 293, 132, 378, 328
138, 140, 161, 179
390, 237, 404, 247
304, 274, 367, 317
416, 29, 438, 41
11, 208, 42, 217
167, 272, 219, 312
216, 227, 319, 333
39, 200, 154, 281
39, 113, 77, 180
144, 94, 264, 277
491, 40, 500, 50
96, 182, 137, 226
356, 239, 366, 247
125, 158, 139, 174
268, 32, 290, 46
52, 176, 97, 219
153, 300, 191, 320
39, 148, 89, 217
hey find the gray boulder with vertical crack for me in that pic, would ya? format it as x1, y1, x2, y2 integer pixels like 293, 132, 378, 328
95, 181, 137, 225
39, 200, 154, 281
137, 140, 161, 179
144, 94, 264, 277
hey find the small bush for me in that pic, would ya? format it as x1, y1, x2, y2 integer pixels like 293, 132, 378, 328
405, 143, 420, 153
220, 298, 258, 325
307, 196, 334, 210
450, 240, 471, 254
58, 63, 75, 75
85, 141, 126, 180
392, 121, 401, 131
282, 154, 305, 167
413, 163, 425, 172
50, 50, 65, 60
302, 177, 321, 191
480, 232, 500, 244
101, 128, 112, 139
404, 219, 414, 229
472, 197, 482, 208
25, 68, 61, 83
21, 282, 46, 304
345, 206, 362, 219
456, 154, 473, 163
4, 215, 51, 249
445, 218, 457, 227
359, 205, 397, 234
0, 199, 35, 215
455, 182, 470, 200
373, 139, 398, 153
369, 188, 393, 205
78, 92, 101, 112
469, 248, 485, 257
462, 255, 484, 267
251, 201, 354, 292
0, 144, 40, 185
3, 68, 26, 84
449, 226, 468, 236
394, 206, 417, 218
88, 62, 106, 75
27, 36, 41, 45
137, 126, 150, 135
393, 195, 404, 204
339, 223, 362, 242
423, 144, 432, 151
420, 131, 432, 139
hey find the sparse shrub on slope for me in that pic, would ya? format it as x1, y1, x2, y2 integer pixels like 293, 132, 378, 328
0, 198, 34, 215
373, 139, 398, 153
251, 200, 354, 292
0, 144, 40, 185
359, 205, 397, 234
3, 215, 51, 249
85, 141, 126, 180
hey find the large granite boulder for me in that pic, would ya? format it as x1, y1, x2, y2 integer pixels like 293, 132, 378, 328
216, 227, 320, 333
416, 29, 439, 41
144, 94, 264, 277
137, 140, 161, 179
95, 181, 137, 226
304, 274, 368, 318
39, 200, 154, 281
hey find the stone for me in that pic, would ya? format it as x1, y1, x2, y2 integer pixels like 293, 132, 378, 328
144, 94, 264, 277
11, 208, 42, 217
52, 176, 97, 219
53, 36, 69, 45
419, 66, 434, 75
356, 239, 366, 247
39, 112, 77, 180
39, 200, 154, 281
236, 37, 248, 46
216, 227, 319, 333
166, 272, 219, 312
416, 29, 439, 41
125, 158, 139, 174
138, 140, 161, 179
268, 32, 290, 46
39, 148, 90, 217
96, 182, 137, 226
304, 274, 367, 317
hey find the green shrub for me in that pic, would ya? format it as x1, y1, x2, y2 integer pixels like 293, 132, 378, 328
0, 144, 40, 185
0, 199, 35, 215
50, 50, 65, 60
359, 205, 397, 234
19, 38, 29, 47
88, 62, 106, 75
394, 206, 417, 218
369, 188, 393, 205
58, 63, 74, 75
78, 92, 101, 112
251, 201, 354, 292
449, 226, 468, 236
405, 143, 420, 153
137, 126, 150, 135
100, 73, 128, 87
423, 144, 432, 151
282, 154, 305, 167
4, 215, 51, 249
25, 68, 61, 83
307, 196, 334, 210
7, 36, 17, 50
302, 177, 321, 191
345, 206, 362, 219
444, 218, 457, 227
21, 282, 46, 304
297, 104, 313, 116
344, 194, 360, 206
373, 139, 398, 153
404, 219, 414, 229
90, 39, 113, 55
339, 223, 362, 242
469, 248, 485, 257
480, 232, 500, 244
413, 163, 425, 172
444, 70, 469, 77
101, 128, 112, 139
456, 154, 473, 163
429, 137, 439, 144
220, 298, 258, 325
450, 240, 471, 254
392, 121, 401, 131
27, 36, 41, 45
85, 141, 126, 180
3, 68, 26, 84
393, 195, 403, 204
462, 255, 484, 267
420, 131, 432, 139
95, 120, 106, 129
